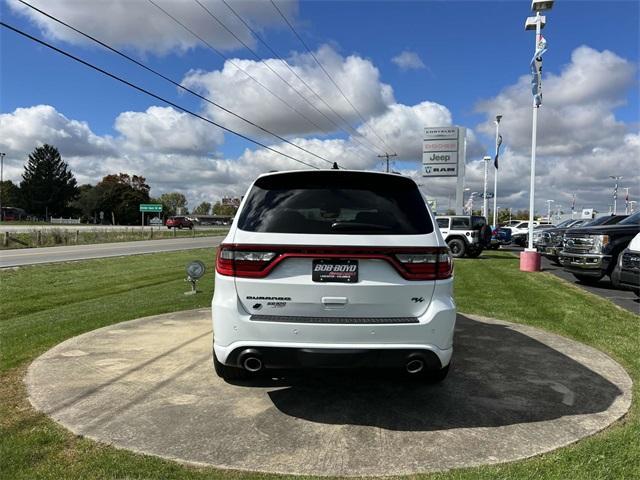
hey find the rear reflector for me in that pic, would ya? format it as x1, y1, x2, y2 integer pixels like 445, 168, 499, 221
216, 245, 453, 280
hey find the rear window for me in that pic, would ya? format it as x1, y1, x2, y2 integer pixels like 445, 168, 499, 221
237, 171, 433, 235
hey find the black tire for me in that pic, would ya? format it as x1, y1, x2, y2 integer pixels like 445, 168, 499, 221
189, 225, 193, 230
178, 225, 183, 230
166, 226, 171, 230
213, 353, 250, 381
610, 264, 622, 289
466, 247, 483, 258
447, 238, 466, 258
550, 256, 561, 266
572, 273, 603, 285
489, 244, 500, 250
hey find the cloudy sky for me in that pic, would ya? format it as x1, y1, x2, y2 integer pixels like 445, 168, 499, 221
1, 0, 638, 215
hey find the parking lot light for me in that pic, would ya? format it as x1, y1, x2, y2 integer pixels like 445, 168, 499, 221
521, 2, 551, 273
482, 156, 491, 218
609, 176, 623, 214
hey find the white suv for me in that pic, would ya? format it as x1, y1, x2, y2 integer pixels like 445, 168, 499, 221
212, 170, 455, 382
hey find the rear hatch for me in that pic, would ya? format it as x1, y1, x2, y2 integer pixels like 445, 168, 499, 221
218, 171, 450, 320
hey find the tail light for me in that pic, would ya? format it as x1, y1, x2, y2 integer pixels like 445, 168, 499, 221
216, 244, 453, 280
216, 246, 278, 277
395, 249, 453, 280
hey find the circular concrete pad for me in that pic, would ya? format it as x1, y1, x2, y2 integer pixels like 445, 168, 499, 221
27, 309, 632, 476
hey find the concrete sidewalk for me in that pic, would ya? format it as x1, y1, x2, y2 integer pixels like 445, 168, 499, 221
27, 309, 632, 476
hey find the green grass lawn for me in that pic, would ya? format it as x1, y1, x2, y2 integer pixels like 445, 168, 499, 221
0, 250, 638, 479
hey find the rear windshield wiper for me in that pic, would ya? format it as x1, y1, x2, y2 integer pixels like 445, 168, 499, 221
330, 222, 392, 232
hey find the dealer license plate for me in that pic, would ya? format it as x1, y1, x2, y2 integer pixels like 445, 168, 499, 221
312, 259, 358, 283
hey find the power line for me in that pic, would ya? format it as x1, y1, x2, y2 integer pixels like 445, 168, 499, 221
0, 21, 319, 170
270, 0, 393, 154
16, 0, 337, 168
194, 1, 338, 140
219, 0, 381, 158
147, 0, 331, 138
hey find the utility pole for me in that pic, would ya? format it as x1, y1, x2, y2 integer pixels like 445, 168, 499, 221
0, 152, 4, 222
377, 152, 397, 173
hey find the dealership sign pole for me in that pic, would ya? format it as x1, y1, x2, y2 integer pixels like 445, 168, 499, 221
422, 126, 466, 214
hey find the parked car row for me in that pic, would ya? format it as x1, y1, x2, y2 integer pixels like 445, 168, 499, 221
557, 211, 639, 294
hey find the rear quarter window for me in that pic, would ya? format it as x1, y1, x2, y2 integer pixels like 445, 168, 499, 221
237, 171, 433, 235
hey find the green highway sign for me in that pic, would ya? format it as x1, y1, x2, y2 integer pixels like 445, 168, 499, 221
139, 204, 162, 212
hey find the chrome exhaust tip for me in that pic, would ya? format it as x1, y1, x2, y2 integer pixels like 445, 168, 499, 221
243, 356, 263, 373
237, 349, 263, 372
406, 358, 425, 374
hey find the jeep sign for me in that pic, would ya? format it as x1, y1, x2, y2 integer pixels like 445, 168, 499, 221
424, 152, 458, 164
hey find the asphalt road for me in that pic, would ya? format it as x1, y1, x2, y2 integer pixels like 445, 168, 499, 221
503, 246, 639, 315
0, 224, 226, 233
0, 236, 224, 268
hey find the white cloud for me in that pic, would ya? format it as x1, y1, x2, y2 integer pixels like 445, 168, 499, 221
391, 50, 426, 71
7, 0, 298, 55
115, 106, 224, 155
0, 105, 115, 158
1, 45, 637, 215
476, 46, 635, 156
182, 45, 395, 137
468, 45, 639, 214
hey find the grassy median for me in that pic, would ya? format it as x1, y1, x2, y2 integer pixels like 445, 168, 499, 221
0, 250, 638, 479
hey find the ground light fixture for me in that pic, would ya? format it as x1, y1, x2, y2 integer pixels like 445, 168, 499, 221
185, 260, 206, 295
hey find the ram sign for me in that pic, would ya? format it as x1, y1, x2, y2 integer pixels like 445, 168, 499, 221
423, 126, 464, 178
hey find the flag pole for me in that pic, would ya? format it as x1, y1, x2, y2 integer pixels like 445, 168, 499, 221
492, 115, 502, 227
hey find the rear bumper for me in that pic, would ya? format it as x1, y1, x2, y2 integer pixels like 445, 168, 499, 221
216, 344, 449, 371
559, 252, 609, 275
212, 274, 456, 369
619, 269, 640, 290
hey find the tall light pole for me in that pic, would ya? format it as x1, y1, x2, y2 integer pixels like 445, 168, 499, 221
521, 0, 553, 272
492, 115, 502, 227
609, 175, 623, 214
482, 156, 491, 218
546, 199, 554, 223
0, 152, 5, 222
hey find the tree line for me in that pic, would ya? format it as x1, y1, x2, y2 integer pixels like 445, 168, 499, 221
1, 145, 236, 224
